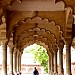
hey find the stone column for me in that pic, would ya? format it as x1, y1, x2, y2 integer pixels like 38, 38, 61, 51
2, 40, 8, 75
19, 52, 22, 72
18, 53, 20, 72
17, 51, 19, 73
13, 49, 17, 74
18, 51, 20, 72
48, 52, 51, 74
8, 44, 14, 74
65, 43, 71, 75
54, 51, 57, 75
59, 47, 63, 75
50, 53, 54, 75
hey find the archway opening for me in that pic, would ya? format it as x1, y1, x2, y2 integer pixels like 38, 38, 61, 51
21, 43, 48, 75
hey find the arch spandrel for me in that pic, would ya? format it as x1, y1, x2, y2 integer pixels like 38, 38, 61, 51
15, 23, 36, 36
9, 11, 35, 30
7, 11, 66, 38
38, 11, 66, 32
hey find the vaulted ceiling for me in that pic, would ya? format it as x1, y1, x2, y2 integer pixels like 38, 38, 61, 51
0, 0, 75, 53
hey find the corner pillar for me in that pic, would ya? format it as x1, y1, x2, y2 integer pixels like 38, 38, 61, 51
8, 44, 14, 74
1, 39, 8, 75
65, 42, 71, 75
13, 48, 17, 74
17, 50, 19, 73
59, 47, 63, 75
18, 52, 22, 72
50, 52, 54, 75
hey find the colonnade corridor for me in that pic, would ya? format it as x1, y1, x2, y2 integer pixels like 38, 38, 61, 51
1, 0, 75, 75
0, 43, 75, 75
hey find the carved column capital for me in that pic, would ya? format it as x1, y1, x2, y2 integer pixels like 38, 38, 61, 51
0, 38, 8, 45
66, 43, 71, 75
64, 38, 72, 46
58, 43, 64, 51
8, 41, 14, 48
53, 44, 58, 52
13, 47, 17, 53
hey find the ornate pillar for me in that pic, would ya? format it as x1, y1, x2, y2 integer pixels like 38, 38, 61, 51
2, 40, 8, 75
66, 12, 73, 75
50, 52, 54, 75
17, 50, 19, 73
8, 42, 14, 74
54, 51, 58, 75
59, 48, 63, 73
47, 51, 51, 75
65, 42, 71, 75
19, 52, 22, 72
13, 48, 17, 74
59, 46, 63, 75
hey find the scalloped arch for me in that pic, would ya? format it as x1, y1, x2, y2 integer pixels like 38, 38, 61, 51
19, 35, 50, 44
25, 16, 49, 23
15, 22, 61, 44
23, 40, 49, 50
12, 16, 63, 48
12, 16, 49, 31
22, 40, 53, 53
22, 40, 56, 53
17, 31, 56, 46
16, 27, 56, 40
18, 35, 57, 52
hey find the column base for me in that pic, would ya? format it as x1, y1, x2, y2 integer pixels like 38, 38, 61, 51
50, 71, 54, 75
58, 73, 63, 75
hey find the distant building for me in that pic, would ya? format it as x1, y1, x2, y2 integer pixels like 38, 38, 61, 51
21, 53, 45, 74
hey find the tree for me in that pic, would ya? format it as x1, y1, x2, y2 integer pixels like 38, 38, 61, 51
30, 44, 48, 73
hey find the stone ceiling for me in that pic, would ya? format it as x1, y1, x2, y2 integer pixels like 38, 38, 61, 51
0, 0, 75, 52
